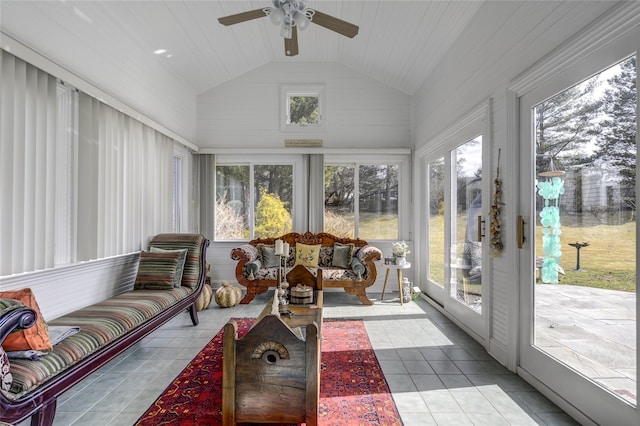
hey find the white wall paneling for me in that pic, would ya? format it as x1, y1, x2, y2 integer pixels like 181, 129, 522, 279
0, 253, 140, 321
197, 62, 411, 149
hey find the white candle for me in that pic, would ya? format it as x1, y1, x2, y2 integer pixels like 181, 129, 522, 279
275, 239, 283, 255
283, 242, 290, 258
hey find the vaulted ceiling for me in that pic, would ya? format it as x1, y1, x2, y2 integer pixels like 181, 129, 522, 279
1, 0, 484, 95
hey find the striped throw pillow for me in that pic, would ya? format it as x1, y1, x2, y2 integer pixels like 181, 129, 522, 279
134, 251, 181, 290
149, 247, 188, 288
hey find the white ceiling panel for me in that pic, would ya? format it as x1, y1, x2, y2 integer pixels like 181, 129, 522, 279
0, 1, 619, 98
1, 0, 484, 95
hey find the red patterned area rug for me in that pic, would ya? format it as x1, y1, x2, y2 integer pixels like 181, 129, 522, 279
135, 318, 402, 426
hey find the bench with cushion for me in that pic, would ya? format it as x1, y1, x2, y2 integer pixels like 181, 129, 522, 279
0, 233, 209, 426
230, 232, 381, 305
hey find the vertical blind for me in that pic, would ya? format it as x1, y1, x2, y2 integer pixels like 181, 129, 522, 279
76, 94, 174, 261
1, 50, 177, 275
1, 52, 60, 275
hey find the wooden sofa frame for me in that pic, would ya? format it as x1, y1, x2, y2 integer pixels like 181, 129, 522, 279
0, 234, 209, 426
231, 231, 381, 305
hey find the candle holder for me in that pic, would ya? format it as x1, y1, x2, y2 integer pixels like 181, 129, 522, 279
276, 240, 291, 314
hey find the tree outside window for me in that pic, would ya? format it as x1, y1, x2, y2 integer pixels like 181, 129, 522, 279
215, 164, 293, 240
324, 163, 399, 240
288, 95, 319, 125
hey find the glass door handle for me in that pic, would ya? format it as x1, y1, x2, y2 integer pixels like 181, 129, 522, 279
517, 215, 526, 249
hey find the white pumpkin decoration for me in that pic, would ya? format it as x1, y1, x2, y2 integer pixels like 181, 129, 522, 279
215, 281, 243, 308
196, 283, 213, 311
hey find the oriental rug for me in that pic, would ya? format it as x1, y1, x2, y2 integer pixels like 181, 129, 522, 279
135, 318, 402, 425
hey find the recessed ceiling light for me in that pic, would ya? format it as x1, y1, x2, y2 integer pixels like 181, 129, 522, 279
154, 49, 167, 55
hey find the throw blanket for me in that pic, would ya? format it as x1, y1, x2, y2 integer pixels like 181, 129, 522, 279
7, 326, 80, 360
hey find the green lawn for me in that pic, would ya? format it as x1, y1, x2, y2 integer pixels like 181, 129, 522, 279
326, 212, 399, 240
338, 212, 635, 293
541, 221, 636, 292
428, 215, 636, 293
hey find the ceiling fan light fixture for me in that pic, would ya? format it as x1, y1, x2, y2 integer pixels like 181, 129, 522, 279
218, 0, 359, 56
268, 7, 285, 25
280, 21, 293, 39
293, 9, 311, 30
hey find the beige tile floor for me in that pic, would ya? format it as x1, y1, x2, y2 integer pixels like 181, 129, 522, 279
16, 291, 578, 426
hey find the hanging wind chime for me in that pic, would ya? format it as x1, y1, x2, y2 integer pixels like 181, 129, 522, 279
537, 158, 565, 283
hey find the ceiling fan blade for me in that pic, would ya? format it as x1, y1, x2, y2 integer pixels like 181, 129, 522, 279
285, 25, 299, 57
310, 10, 359, 38
218, 8, 267, 26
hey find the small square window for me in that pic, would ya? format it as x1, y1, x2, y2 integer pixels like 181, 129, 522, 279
281, 85, 326, 132
287, 95, 319, 125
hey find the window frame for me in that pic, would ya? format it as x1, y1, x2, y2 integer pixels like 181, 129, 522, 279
214, 154, 306, 241
324, 154, 410, 241
280, 84, 326, 132
416, 100, 491, 338
516, 31, 638, 425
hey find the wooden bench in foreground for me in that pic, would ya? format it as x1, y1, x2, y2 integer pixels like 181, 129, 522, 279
222, 265, 323, 425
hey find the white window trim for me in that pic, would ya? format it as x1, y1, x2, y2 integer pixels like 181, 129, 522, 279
280, 84, 326, 132
324, 154, 411, 242
415, 99, 491, 341
214, 154, 307, 241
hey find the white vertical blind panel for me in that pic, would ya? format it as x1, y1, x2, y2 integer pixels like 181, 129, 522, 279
12, 58, 26, 274
43, 72, 57, 269
23, 65, 36, 272
0, 55, 11, 274
0, 52, 60, 275
77, 94, 99, 261
54, 84, 76, 267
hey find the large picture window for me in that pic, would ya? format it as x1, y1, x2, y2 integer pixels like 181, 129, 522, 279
324, 162, 399, 240
215, 161, 294, 240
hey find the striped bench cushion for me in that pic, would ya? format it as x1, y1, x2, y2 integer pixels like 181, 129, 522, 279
7, 287, 192, 398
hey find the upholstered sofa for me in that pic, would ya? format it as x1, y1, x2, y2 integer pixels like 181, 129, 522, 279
230, 232, 382, 305
0, 233, 209, 426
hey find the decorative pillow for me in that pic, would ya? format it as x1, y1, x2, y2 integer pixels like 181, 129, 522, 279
332, 242, 355, 268
257, 244, 280, 268
0, 288, 52, 352
134, 251, 181, 290
294, 243, 321, 268
0, 346, 12, 393
319, 247, 333, 267
150, 247, 188, 287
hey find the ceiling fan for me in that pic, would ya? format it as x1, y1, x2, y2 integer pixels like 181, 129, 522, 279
218, 0, 359, 57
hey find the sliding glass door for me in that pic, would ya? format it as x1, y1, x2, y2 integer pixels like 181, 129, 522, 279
422, 105, 489, 340
518, 35, 637, 424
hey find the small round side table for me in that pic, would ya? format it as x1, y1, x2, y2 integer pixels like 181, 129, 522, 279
380, 262, 411, 305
